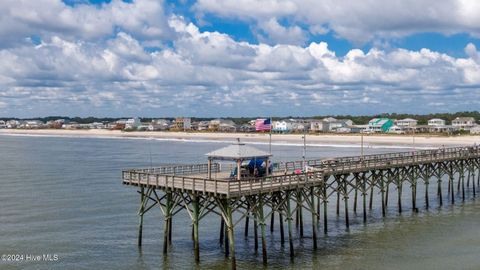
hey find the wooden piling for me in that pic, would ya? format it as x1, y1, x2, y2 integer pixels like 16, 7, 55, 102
286, 191, 294, 258
163, 192, 172, 254
298, 191, 304, 238
192, 195, 200, 263
380, 173, 386, 217
270, 210, 275, 233
311, 187, 318, 249
343, 177, 350, 229
258, 196, 267, 264
226, 201, 236, 269
398, 181, 403, 213
244, 202, 249, 238
323, 178, 328, 233
353, 175, 358, 213
220, 218, 224, 245
279, 212, 285, 245
437, 175, 443, 206
138, 187, 145, 247
254, 212, 258, 251
362, 174, 367, 223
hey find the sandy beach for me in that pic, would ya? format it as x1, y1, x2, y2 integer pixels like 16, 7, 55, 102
1, 129, 479, 148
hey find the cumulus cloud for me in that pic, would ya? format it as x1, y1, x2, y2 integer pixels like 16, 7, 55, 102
195, 0, 480, 44
0, 1, 480, 117
0, 0, 174, 48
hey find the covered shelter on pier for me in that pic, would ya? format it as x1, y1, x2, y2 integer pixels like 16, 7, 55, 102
205, 140, 272, 180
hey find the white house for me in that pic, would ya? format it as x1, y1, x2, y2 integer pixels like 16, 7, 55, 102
310, 120, 328, 132
396, 118, 418, 127
273, 120, 293, 132
0, 120, 5, 128
470, 126, 480, 134
6, 120, 19, 128
23, 120, 44, 129
125, 117, 141, 129
452, 117, 476, 130
388, 125, 405, 134
428, 118, 446, 126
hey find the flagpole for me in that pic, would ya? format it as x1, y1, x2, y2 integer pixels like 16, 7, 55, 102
269, 117, 272, 154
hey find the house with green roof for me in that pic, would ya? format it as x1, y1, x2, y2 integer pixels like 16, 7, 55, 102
366, 118, 394, 133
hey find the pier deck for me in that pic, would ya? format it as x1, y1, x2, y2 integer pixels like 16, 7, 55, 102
123, 145, 480, 269
123, 146, 480, 197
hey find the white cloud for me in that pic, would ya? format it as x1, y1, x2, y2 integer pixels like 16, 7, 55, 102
0, 5, 480, 117
256, 18, 308, 46
0, 0, 173, 48
195, 0, 480, 44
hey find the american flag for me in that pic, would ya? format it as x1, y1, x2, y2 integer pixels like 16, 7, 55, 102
255, 118, 271, 131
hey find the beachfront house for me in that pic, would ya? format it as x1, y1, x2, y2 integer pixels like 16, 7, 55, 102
366, 118, 394, 133
452, 117, 476, 130
388, 125, 405, 134
428, 118, 446, 126
0, 120, 5, 128
174, 117, 192, 131
22, 120, 44, 129
196, 121, 210, 131
6, 120, 19, 128
125, 117, 141, 130
310, 120, 328, 132
470, 126, 480, 134
208, 119, 237, 132
396, 118, 418, 127
148, 119, 170, 131
239, 124, 256, 133
272, 120, 293, 133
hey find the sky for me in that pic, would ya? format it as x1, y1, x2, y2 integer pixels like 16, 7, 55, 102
1, 0, 480, 118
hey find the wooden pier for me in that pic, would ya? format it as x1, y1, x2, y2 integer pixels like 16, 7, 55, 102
122, 144, 480, 269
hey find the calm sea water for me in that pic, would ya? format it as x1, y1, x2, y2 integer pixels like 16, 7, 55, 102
0, 135, 479, 270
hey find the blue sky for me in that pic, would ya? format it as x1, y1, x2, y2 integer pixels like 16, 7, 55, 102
1, 0, 480, 117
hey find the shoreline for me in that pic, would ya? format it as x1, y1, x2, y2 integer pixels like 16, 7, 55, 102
1, 129, 479, 148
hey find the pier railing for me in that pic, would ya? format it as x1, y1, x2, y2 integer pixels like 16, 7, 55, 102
122, 146, 480, 197
128, 163, 221, 175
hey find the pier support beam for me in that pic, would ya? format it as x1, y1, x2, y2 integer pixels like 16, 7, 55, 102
279, 212, 285, 245
225, 200, 236, 269
311, 187, 318, 249
258, 196, 268, 265
286, 191, 294, 258
192, 195, 200, 263
163, 192, 172, 254
138, 187, 145, 247
323, 177, 328, 233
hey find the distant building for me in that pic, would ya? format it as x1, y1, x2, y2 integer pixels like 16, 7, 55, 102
90, 122, 106, 129
388, 125, 405, 134
310, 120, 328, 132
125, 117, 141, 130
239, 124, 255, 133
0, 120, 5, 129
452, 117, 476, 130
396, 118, 418, 127
309, 118, 353, 132
174, 117, 191, 131
273, 120, 293, 132
208, 119, 236, 132
366, 118, 394, 133
23, 120, 44, 129
196, 121, 210, 131
148, 119, 170, 131
470, 126, 480, 134
428, 118, 446, 126
6, 120, 19, 128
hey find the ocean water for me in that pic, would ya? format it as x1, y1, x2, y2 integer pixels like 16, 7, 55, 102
0, 134, 479, 270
